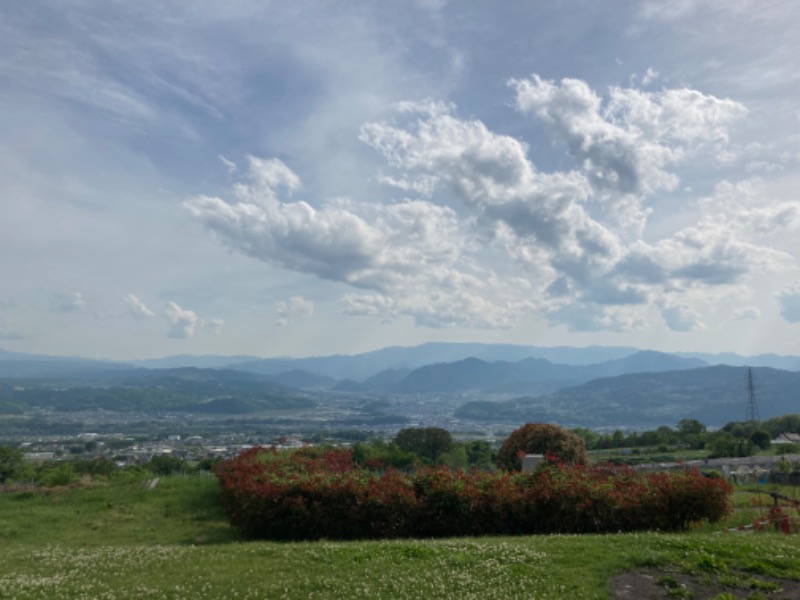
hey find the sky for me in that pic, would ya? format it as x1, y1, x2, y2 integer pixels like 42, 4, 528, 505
2, 0, 800, 361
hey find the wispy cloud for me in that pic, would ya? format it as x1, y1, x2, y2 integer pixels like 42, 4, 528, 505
275, 296, 314, 326
123, 293, 155, 320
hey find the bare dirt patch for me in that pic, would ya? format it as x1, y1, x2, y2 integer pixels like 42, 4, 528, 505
610, 567, 800, 599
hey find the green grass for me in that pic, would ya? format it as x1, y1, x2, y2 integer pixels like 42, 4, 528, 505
1, 475, 799, 599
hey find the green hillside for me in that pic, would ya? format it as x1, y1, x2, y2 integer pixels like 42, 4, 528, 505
1, 475, 798, 598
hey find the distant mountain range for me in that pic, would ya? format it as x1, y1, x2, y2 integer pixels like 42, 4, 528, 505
455, 365, 800, 428
0, 367, 311, 415
1, 343, 799, 428
2, 342, 798, 381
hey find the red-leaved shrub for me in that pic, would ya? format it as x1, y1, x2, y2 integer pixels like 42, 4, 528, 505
214, 447, 732, 540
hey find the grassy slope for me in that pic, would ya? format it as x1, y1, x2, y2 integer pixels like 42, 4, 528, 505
1, 475, 799, 599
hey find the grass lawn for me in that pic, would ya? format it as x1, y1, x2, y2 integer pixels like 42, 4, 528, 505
1, 474, 799, 599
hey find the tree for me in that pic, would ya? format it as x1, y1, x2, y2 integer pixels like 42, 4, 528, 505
464, 440, 494, 468
352, 440, 416, 469
0, 445, 25, 483
677, 419, 707, 436
394, 427, 453, 464
708, 431, 755, 458
750, 429, 771, 451
146, 454, 188, 476
496, 423, 588, 471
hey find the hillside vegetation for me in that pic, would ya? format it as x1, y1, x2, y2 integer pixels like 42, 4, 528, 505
1, 474, 799, 599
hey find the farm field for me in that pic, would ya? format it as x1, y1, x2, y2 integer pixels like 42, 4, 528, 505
1, 475, 800, 599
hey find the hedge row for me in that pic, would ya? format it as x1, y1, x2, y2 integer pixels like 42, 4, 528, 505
214, 447, 732, 540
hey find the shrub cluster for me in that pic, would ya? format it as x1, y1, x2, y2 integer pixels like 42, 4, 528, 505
215, 446, 732, 541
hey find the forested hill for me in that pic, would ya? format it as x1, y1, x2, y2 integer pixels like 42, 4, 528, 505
0, 368, 313, 415
388, 351, 707, 394
455, 365, 800, 428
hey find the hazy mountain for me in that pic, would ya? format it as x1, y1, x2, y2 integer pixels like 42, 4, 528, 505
331, 379, 366, 392
3, 343, 798, 386
0, 358, 133, 379
362, 368, 414, 389
579, 351, 708, 379
131, 354, 260, 369
675, 352, 800, 371
456, 365, 800, 428
226, 343, 643, 381
393, 358, 521, 393
111, 367, 289, 394
389, 351, 707, 394
0, 367, 306, 415
267, 369, 337, 390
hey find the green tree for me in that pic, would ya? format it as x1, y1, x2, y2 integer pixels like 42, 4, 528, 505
655, 426, 676, 446
0, 445, 25, 483
73, 457, 118, 478
352, 440, 416, 469
39, 463, 79, 487
496, 423, 588, 471
571, 427, 600, 450
464, 440, 494, 468
394, 427, 454, 464
677, 419, 707, 436
146, 454, 188, 476
708, 431, 755, 458
439, 443, 468, 469
750, 429, 771, 451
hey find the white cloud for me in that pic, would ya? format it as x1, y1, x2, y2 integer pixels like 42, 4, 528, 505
776, 282, 800, 323
187, 76, 793, 336
641, 67, 660, 86
545, 302, 646, 332
731, 306, 761, 320
637, 0, 700, 22
218, 154, 237, 175
661, 303, 705, 332
275, 296, 315, 326
164, 302, 223, 338
165, 301, 198, 339
203, 318, 225, 335
511, 75, 746, 205
342, 270, 534, 329
123, 293, 155, 320
185, 155, 517, 327
50, 292, 87, 313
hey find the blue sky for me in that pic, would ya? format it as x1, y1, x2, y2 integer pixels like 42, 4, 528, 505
2, 0, 800, 360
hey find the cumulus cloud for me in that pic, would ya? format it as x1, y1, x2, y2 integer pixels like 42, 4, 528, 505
544, 302, 646, 332
275, 296, 314, 326
342, 270, 534, 329
123, 293, 155, 320
661, 303, 705, 332
50, 292, 87, 313
164, 301, 223, 339
511, 75, 746, 205
187, 76, 791, 334
185, 153, 526, 327
776, 282, 800, 323
165, 301, 198, 339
